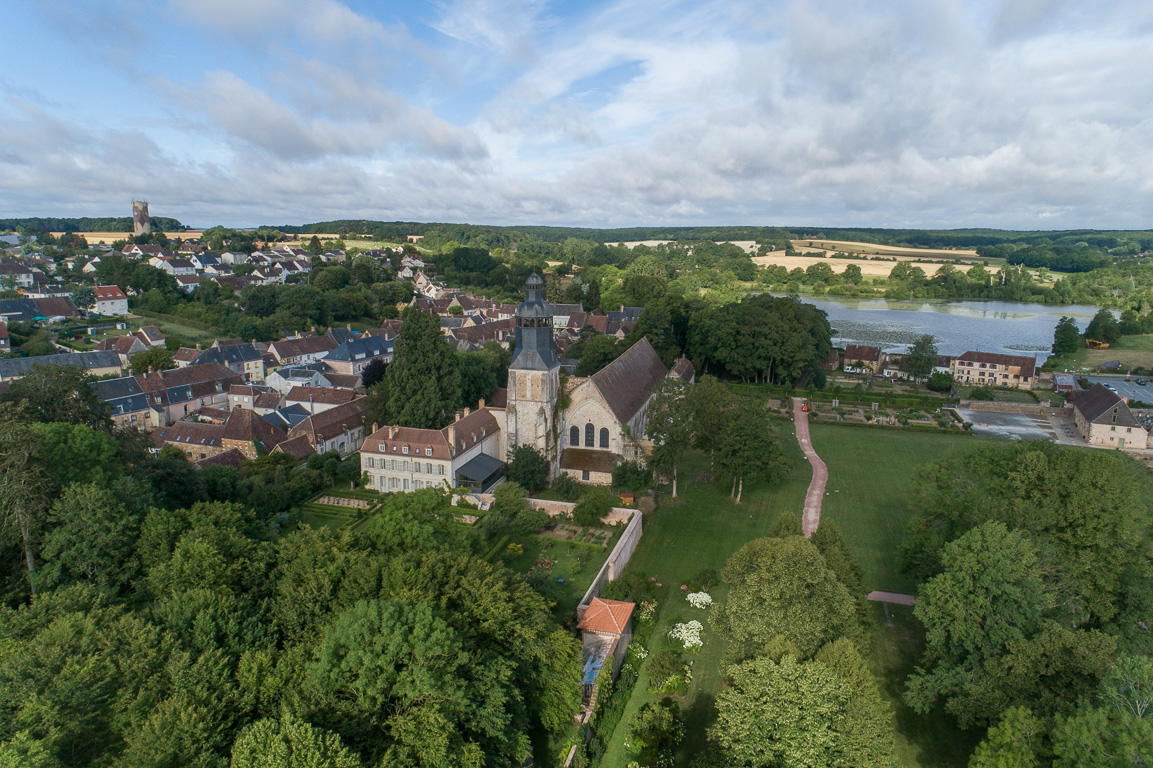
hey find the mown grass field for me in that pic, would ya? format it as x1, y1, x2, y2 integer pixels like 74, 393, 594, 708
599, 422, 985, 767
1046, 333, 1153, 372
810, 424, 988, 595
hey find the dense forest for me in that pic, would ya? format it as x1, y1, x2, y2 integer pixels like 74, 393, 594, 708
0, 366, 581, 768
900, 442, 1153, 762
0, 217, 188, 234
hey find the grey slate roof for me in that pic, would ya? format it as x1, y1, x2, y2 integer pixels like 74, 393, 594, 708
323, 336, 393, 362
1071, 383, 1143, 428
0, 299, 45, 322
93, 375, 149, 415
193, 343, 263, 368
0, 350, 121, 379
590, 337, 668, 423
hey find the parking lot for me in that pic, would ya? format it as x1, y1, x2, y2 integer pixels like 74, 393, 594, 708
1086, 375, 1153, 404
954, 409, 1057, 441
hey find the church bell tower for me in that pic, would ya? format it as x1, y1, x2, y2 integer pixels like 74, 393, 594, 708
506, 273, 560, 463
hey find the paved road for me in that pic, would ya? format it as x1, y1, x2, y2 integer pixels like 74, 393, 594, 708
792, 398, 828, 538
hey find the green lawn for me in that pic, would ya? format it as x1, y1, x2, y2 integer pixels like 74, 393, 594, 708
598, 423, 986, 767
810, 424, 985, 594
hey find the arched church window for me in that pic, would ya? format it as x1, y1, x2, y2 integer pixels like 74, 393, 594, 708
585, 423, 594, 447
599, 428, 609, 448
570, 426, 579, 446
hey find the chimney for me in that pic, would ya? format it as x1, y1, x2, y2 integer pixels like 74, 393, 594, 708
479, 398, 485, 408
455, 410, 463, 421
148, 366, 154, 374
464, 406, 470, 417
371, 422, 379, 434
447, 424, 455, 447
195, 342, 201, 350
389, 424, 398, 439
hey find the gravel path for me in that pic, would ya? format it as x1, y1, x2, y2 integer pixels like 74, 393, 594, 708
792, 397, 828, 538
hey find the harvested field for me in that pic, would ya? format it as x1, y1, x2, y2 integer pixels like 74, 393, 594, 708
752, 251, 904, 277
52, 230, 205, 244
793, 238, 980, 259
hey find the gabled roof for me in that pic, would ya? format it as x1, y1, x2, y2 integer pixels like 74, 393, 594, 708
222, 408, 288, 451
272, 434, 316, 461
0, 350, 121, 379
957, 351, 1036, 379
269, 334, 338, 361
151, 421, 224, 450
286, 386, 357, 405
32, 297, 78, 318
844, 344, 883, 362
288, 398, 369, 444
95, 285, 127, 301
590, 338, 668, 423
1071, 383, 1143, 428
577, 598, 635, 635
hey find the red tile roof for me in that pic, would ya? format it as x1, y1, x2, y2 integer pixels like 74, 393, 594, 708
577, 598, 635, 635
95, 285, 127, 301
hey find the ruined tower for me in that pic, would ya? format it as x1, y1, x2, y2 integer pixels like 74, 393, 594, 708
132, 200, 151, 236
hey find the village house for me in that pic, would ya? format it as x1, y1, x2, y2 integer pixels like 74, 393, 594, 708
268, 334, 339, 366
285, 386, 358, 414
843, 344, 885, 374
0, 350, 122, 383
93, 334, 148, 366
94, 285, 129, 316
361, 406, 504, 493
136, 362, 244, 427
950, 351, 1037, 390
321, 335, 394, 376
93, 375, 150, 428
1069, 383, 1149, 449
286, 398, 369, 456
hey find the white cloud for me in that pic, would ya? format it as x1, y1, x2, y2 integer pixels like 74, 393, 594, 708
4, 0, 1153, 228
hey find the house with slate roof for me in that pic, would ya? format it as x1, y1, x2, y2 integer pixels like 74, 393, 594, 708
322, 335, 394, 376
287, 398, 369, 457
0, 350, 123, 382
93, 375, 151, 428
1070, 383, 1149, 449
135, 362, 243, 426
950, 351, 1037, 390
361, 405, 502, 492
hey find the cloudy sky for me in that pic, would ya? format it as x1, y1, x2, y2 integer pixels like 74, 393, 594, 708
3, 0, 1152, 230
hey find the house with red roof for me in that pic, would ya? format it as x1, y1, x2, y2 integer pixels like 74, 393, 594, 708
94, 285, 128, 316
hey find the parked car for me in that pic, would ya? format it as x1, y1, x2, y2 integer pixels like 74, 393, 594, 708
1138, 379, 1148, 386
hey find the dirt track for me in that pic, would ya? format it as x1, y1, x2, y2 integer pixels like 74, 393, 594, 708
792, 398, 828, 537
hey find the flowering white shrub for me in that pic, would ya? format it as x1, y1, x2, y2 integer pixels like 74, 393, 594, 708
639, 599, 658, 622
668, 620, 704, 649
686, 591, 713, 609
632, 643, 649, 660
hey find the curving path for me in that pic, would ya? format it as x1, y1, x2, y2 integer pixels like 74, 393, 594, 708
792, 397, 828, 538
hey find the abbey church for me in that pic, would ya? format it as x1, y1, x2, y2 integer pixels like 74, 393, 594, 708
361, 274, 693, 493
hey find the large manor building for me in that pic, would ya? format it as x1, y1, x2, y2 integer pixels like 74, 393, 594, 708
361, 274, 693, 493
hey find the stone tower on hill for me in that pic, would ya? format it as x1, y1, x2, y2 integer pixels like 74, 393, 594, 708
132, 200, 150, 236
505, 272, 561, 463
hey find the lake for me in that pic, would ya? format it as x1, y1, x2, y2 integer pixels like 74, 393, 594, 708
790, 295, 1104, 364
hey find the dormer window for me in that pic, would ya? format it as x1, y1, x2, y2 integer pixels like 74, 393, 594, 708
402, 446, 409, 454
425, 448, 432, 456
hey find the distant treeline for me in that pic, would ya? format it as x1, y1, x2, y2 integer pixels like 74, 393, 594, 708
0, 217, 188, 233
